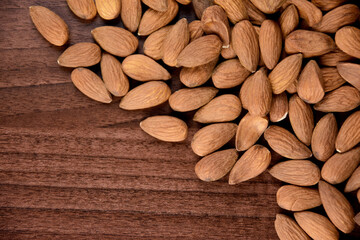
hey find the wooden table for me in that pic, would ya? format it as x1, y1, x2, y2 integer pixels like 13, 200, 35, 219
0, 1, 359, 239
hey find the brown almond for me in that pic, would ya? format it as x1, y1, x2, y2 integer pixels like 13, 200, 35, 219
279, 4, 299, 39
240, 68, 272, 116
143, 25, 172, 60
92, 26, 138, 57
95, 0, 121, 20
163, 18, 189, 67
311, 113, 337, 161
264, 125, 312, 159
221, 43, 236, 59
212, 59, 251, 89
138, 0, 179, 36
29, 6, 69, 46
71, 68, 112, 104
335, 26, 360, 59
192, 0, 214, 19
268, 53, 303, 94
249, 0, 284, 14
140, 115, 188, 142
57, 42, 101, 68
232, 20, 259, 72
180, 59, 218, 88
121, 0, 142, 32
122, 54, 170, 81
337, 62, 360, 91
195, 149, 238, 182
336, 111, 360, 153
119, 81, 171, 110
259, 20, 282, 70
229, 145, 271, 184
318, 48, 354, 67
318, 180, 355, 234
321, 67, 345, 92
176, 0, 192, 5
355, 212, 360, 226
169, 87, 218, 112
66, 0, 97, 20
270, 93, 288, 122
189, 20, 204, 42
314, 86, 360, 112
294, 211, 339, 240
191, 123, 237, 156
297, 60, 324, 104
194, 94, 242, 123
244, 0, 266, 25
177, 35, 222, 68
100, 52, 129, 97
288, 0, 322, 27
312, 0, 346, 11
275, 214, 310, 240
286, 79, 298, 94
213, 0, 248, 24
235, 113, 268, 152
345, 166, 360, 192
142, 0, 168, 12
277, 185, 321, 211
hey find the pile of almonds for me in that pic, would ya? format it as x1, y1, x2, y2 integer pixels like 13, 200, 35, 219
29, 0, 360, 239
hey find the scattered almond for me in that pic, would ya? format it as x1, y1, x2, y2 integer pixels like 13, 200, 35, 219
180, 59, 218, 88
249, 0, 285, 14
297, 60, 324, 104
221, 42, 236, 59
312, 0, 346, 11
121, 0, 142, 32
244, 0, 266, 25
288, 0, 322, 27
213, 0, 248, 24
143, 25, 172, 60
335, 111, 360, 153
277, 185, 321, 211
66, 0, 97, 20
259, 20, 282, 70
279, 4, 299, 39
321, 67, 346, 92
57, 42, 101, 68
269, 93, 288, 122
335, 26, 360, 59
142, 0, 168, 12
212, 59, 251, 89
317, 48, 354, 67
192, 0, 214, 19
188, 20, 204, 41
275, 214, 310, 240
345, 166, 360, 193
337, 62, 360, 91
95, 0, 121, 20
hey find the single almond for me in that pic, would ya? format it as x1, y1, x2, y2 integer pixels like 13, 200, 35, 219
189, 20, 204, 42
193, 94, 242, 123
264, 125, 312, 159
119, 81, 171, 110
275, 214, 310, 240
336, 111, 360, 153
177, 35, 222, 68
294, 211, 339, 240
191, 123, 237, 157
212, 59, 251, 89
100, 52, 129, 97
195, 149, 238, 182
192, 0, 214, 19
235, 113, 268, 152
259, 20, 282, 70
268, 53, 303, 94
142, 0, 168, 12
221, 42, 236, 59
29, 6, 69, 46
288, 0, 322, 27
314, 86, 360, 112
66, 0, 97, 20
297, 60, 324, 104
335, 26, 360, 59
317, 48, 354, 67
169, 87, 218, 112
279, 4, 299, 39
138, 0, 179, 36
57, 42, 101, 68
143, 25, 172, 60
270, 93, 288, 122
180, 59, 218, 88
122, 54, 171, 81
92, 26, 138, 57
95, 0, 121, 20
140, 115, 188, 142
345, 166, 360, 192
321, 67, 345, 92
244, 0, 266, 25
277, 185, 321, 211
213, 0, 248, 24
249, 0, 284, 14
312, 0, 346, 11
121, 0, 142, 32
337, 62, 360, 91
286, 79, 298, 94
71, 68, 112, 104
318, 180, 355, 234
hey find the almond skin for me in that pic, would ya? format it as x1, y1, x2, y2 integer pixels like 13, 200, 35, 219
337, 62, 360, 91
288, 0, 322, 27
92, 26, 138, 57
244, 0, 266, 25
335, 26, 360, 59
297, 60, 324, 104
270, 93, 288, 122
95, 0, 121, 20
279, 4, 299, 39
193, 94, 241, 123
264, 125, 312, 159
318, 180, 355, 234
212, 59, 251, 89
143, 25, 172, 60
119, 81, 171, 110
57, 42, 101, 68
142, 0, 168, 12
277, 185, 321, 211
189, 20, 204, 42
318, 48, 354, 67
275, 214, 310, 240
345, 166, 360, 192
259, 20, 282, 70
66, 0, 97, 20
121, 0, 142, 32
122, 54, 171, 81
71, 68, 112, 104
312, 0, 346, 11
140, 115, 188, 142
29, 6, 69, 46
249, 0, 285, 14
176, 0, 192, 5
336, 111, 360, 153
195, 149, 238, 182
180, 59, 218, 88
191, 123, 237, 157
321, 67, 345, 92
169, 87, 218, 112
192, 0, 214, 19
221, 43, 237, 59
213, 0, 248, 24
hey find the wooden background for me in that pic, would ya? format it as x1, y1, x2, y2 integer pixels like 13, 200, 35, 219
0, 1, 359, 239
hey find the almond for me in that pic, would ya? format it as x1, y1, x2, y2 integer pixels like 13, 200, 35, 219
95, 0, 121, 20
249, 0, 284, 14
142, 0, 168, 12
119, 81, 171, 110
335, 26, 360, 59
57, 42, 101, 68
297, 60, 324, 104
286, 79, 298, 94
100, 52, 129, 97
169, 87, 218, 112
192, 0, 214, 19
176, 0, 192, 5
279, 4, 299, 39
193, 94, 242, 123
337, 63, 360, 91
288, 0, 322, 27
314, 86, 360, 112
213, 0, 248, 24
336, 111, 360, 153
195, 149, 238, 182
191, 123, 237, 156
275, 214, 310, 240
277, 185, 321, 211
294, 211, 339, 240
221, 43, 236, 59
140, 115, 188, 142
189, 20, 204, 42
71, 68, 112, 103
232, 20, 259, 72
312, 0, 347, 11
138, 0, 179, 36
143, 25, 172, 60
355, 212, 360, 226
212, 59, 251, 89
235, 113, 268, 152
264, 125, 312, 159
317, 48, 354, 67
318, 180, 355, 234
66, 0, 97, 20
240, 68, 272, 116
268, 53, 303, 94
177, 35, 222, 68
345, 166, 360, 192
121, 0, 142, 32
244, 0, 266, 25
321, 67, 345, 92
270, 93, 288, 122
259, 20, 282, 70
29, 6, 69, 46
180, 59, 217, 88
92, 26, 138, 57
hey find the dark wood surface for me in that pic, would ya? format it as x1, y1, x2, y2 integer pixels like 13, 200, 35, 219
0, 1, 359, 239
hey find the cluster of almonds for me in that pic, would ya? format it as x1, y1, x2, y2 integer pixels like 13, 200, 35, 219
29, 0, 360, 239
